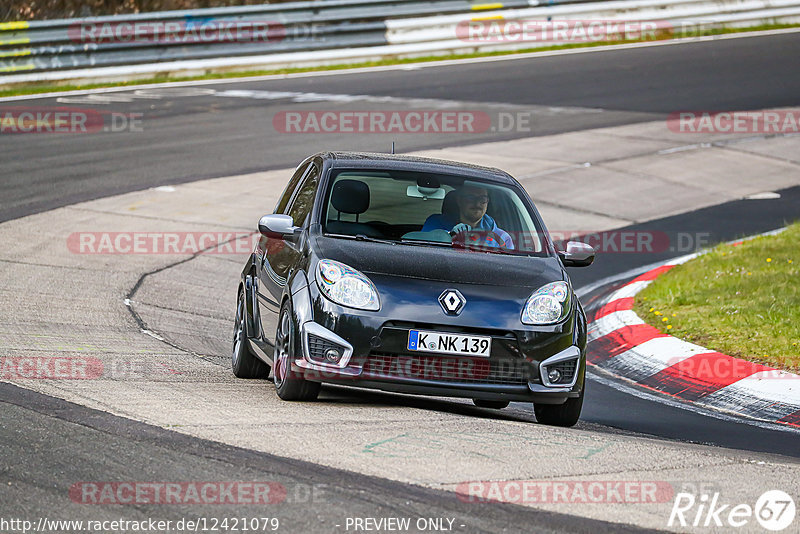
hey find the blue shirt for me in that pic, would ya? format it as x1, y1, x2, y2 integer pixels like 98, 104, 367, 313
421, 213, 514, 249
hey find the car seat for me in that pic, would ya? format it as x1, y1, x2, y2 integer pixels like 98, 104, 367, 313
326, 179, 384, 237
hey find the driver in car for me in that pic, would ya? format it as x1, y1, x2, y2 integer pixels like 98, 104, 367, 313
421, 184, 514, 249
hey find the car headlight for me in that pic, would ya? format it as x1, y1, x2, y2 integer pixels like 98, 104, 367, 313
521, 281, 571, 325
316, 259, 380, 311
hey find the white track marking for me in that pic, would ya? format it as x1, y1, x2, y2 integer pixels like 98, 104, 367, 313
704, 372, 800, 408
587, 311, 644, 342
56, 93, 138, 104
604, 337, 715, 382
43, 85, 606, 116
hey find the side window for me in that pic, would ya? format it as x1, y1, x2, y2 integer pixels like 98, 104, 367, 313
274, 162, 311, 214
286, 165, 319, 227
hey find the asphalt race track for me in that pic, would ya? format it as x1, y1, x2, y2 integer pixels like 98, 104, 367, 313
2, 31, 800, 223
1, 30, 800, 533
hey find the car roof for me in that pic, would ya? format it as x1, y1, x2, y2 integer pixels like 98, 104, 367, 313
319, 151, 517, 185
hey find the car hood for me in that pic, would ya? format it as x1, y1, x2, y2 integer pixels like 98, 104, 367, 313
312, 235, 565, 289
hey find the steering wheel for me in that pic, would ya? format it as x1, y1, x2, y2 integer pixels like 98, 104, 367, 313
450, 229, 507, 250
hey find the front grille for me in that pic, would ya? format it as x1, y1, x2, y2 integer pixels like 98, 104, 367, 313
363, 352, 530, 385
307, 333, 345, 363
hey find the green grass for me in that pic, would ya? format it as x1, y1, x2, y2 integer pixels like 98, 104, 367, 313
634, 222, 800, 373
1, 23, 799, 98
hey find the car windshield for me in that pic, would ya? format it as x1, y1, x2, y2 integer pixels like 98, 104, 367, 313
322, 169, 547, 255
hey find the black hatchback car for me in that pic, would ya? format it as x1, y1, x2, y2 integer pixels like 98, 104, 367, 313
232, 152, 594, 426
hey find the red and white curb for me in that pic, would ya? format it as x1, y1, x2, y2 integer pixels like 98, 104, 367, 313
586, 252, 800, 429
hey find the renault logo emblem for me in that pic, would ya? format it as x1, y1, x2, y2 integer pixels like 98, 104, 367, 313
438, 289, 466, 315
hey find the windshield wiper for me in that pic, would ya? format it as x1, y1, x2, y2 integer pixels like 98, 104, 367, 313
324, 233, 393, 245
326, 233, 395, 245
399, 238, 453, 247
455, 243, 516, 255
354, 234, 397, 245
330, 233, 515, 253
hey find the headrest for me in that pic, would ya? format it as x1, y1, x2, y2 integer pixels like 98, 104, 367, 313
332, 179, 370, 214
442, 190, 459, 217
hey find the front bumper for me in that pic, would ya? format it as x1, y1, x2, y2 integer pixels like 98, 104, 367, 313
289, 279, 586, 404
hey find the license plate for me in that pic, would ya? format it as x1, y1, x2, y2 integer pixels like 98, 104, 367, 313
407, 330, 491, 357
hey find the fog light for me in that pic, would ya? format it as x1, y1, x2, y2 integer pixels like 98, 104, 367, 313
547, 368, 562, 384
324, 348, 341, 363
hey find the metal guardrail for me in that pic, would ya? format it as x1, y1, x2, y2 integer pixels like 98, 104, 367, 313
386, 0, 800, 46
0, 0, 532, 74
1, 0, 798, 82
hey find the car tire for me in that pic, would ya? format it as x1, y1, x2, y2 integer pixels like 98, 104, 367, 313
533, 387, 584, 427
273, 300, 321, 401
472, 399, 510, 409
232, 288, 270, 379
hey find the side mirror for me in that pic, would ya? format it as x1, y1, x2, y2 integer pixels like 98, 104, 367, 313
258, 214, 298, 240
558, 241, 595, 267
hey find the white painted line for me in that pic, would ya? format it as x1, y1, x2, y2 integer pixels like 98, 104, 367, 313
745, 191, 782, 200
56, 94, 137, 104
658, 144, 696, 154
664, 252, 700, 266
141, 329, 166, 342
210, 88, 604, 112
13, 84, 607, 119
